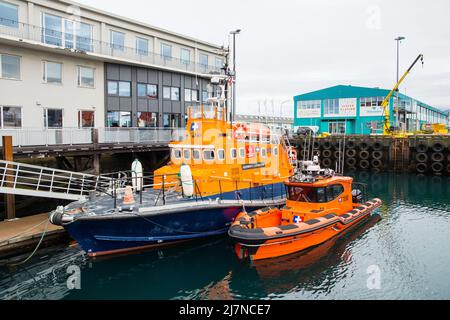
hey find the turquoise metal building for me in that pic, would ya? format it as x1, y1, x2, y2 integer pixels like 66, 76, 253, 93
294, 85, 449, 135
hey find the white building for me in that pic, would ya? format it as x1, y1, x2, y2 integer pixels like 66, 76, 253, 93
0, 0, 227, 141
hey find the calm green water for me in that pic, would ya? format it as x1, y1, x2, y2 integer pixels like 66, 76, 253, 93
1, 172, 450, 300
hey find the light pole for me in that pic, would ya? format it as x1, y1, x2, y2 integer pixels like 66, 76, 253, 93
395, 36, 405, 129
230, 29, 241, 123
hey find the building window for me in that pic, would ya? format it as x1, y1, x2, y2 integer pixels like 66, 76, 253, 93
161, 43, 172, 60
163, 113, 181, 128
78, 110, 94, 128
42, 61, 62, 84
42, 13, 92, 51
323, 99, 339, 115
138, 83, 158, 99
184, 88, 192, 102
202, 90, 208, 102
171, 87, 180, 101
0, 1, 18, 28
77, 66, 95, 88
1, 106, 22, 128
181, 48, 190, 64
215, 57, 223, 69
110, 30, 125, 51
44, 108, 63, 128
191, 90, 199, 102
0, 54, 20, 79
107, 111, 131, 127
199, 53, 208, 66
136, 37, 149, 56
107, 81, 131, 96
137, 112, 157, 127
328, 121, 346, 135
163, 86, 171, 100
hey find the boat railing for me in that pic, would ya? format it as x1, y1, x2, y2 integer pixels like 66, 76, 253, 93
98, 170, 287, 208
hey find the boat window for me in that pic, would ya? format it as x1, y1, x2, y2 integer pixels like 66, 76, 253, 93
230, 148, 237, 159
287, 186, 327, 203
172, 149, 181, 159
183, 149, 190, 160
217, 149, 225, 160
326, 184, 345, 201
261, 148, 267, 157
193, 149, 201, 160
273, 147, 278, 156
203, 149, 215, 160
239, 148, 245, 158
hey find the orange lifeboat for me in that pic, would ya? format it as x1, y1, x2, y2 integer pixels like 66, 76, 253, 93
228, 159, 383, 261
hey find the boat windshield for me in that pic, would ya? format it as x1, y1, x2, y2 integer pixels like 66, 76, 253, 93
287, 186, 327, 203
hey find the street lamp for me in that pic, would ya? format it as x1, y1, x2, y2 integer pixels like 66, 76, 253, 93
395, 36, 405, 129
230, 29, 241, 123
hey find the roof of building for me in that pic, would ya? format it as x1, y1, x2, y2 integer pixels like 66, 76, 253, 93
235, 114, 294, 124
56, 0, 224, 50
294, 85, 448, 115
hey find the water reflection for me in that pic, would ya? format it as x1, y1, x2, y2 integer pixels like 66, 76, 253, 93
1, 172, 449, 300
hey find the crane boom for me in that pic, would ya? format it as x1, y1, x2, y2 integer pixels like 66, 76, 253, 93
382, 54, 424, 135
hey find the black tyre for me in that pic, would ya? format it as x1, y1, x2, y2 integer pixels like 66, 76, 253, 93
345, 149, 357, 158
373, 141, 383, 151
313, 141, 321, 150
360, 142, 370, 151
333, 150, 342, 159
359, 150, 370, 160
323, 141, 332, 150
416, 143, 428, 153
371, 159, 382, 168
359, 159, 370, 169
432, 142, 444, 153
416, 162, 427, 174
372, 151, 383, 160
415, 153, 428, 163
431, 162, 444, 173
431, 152, 444, 162
322, 149, 332, 158
346, 140, 356, 149
322, 158, 333, 168
346, 158, 357, 167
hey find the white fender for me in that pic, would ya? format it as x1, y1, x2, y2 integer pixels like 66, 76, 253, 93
180, 163, 194, 197
131, 158, 143, 192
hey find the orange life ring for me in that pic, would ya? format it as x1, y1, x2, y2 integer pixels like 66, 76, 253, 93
288, 148, 297, 160
233, 123, 248, 139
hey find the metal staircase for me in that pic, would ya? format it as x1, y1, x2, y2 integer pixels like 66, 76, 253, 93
0, 160, 113, 201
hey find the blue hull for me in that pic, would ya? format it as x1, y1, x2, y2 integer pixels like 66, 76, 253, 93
64, 182, 286, 256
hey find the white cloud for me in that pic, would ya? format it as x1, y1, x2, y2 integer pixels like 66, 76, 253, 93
76, 0, 450, 114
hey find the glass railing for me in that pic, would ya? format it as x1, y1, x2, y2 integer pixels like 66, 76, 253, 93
0, 18, 224, 75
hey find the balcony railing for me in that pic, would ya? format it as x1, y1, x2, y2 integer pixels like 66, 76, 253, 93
0, 127, 183, 147
0, 18, 224, 75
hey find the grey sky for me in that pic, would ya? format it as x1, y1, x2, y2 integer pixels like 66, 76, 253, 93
76, 0, 450, 116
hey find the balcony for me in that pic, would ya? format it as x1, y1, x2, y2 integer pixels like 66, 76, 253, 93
0, 18, 224, 76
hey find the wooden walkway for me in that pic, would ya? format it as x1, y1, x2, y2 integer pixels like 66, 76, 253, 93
0, 213, 68, 259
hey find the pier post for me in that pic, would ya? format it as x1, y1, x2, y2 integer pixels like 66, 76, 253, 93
92, 128, 101, 175
2, 136, 16, 220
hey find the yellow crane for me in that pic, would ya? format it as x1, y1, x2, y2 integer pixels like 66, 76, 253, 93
381, 54, 424, 136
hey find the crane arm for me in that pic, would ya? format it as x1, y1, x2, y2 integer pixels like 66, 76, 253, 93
382, 54, 424, 134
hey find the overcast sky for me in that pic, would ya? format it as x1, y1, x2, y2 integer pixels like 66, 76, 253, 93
77, 0, 450, 116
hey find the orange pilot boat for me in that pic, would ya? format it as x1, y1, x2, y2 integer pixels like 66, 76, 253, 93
229, 156, 382, 261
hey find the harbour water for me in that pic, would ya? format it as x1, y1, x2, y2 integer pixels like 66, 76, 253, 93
0, 172, 449, 300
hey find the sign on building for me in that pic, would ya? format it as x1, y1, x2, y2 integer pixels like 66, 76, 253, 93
297, 100, 321, 118
338, 98, 357, 117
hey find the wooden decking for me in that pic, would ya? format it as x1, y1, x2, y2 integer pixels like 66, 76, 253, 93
0, 213, 68, 260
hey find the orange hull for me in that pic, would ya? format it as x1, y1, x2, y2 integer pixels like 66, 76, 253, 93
230, 199, 382, 261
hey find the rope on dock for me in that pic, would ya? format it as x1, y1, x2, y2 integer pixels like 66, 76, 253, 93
5, 220, 50, 267
2, 219, 48, 241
